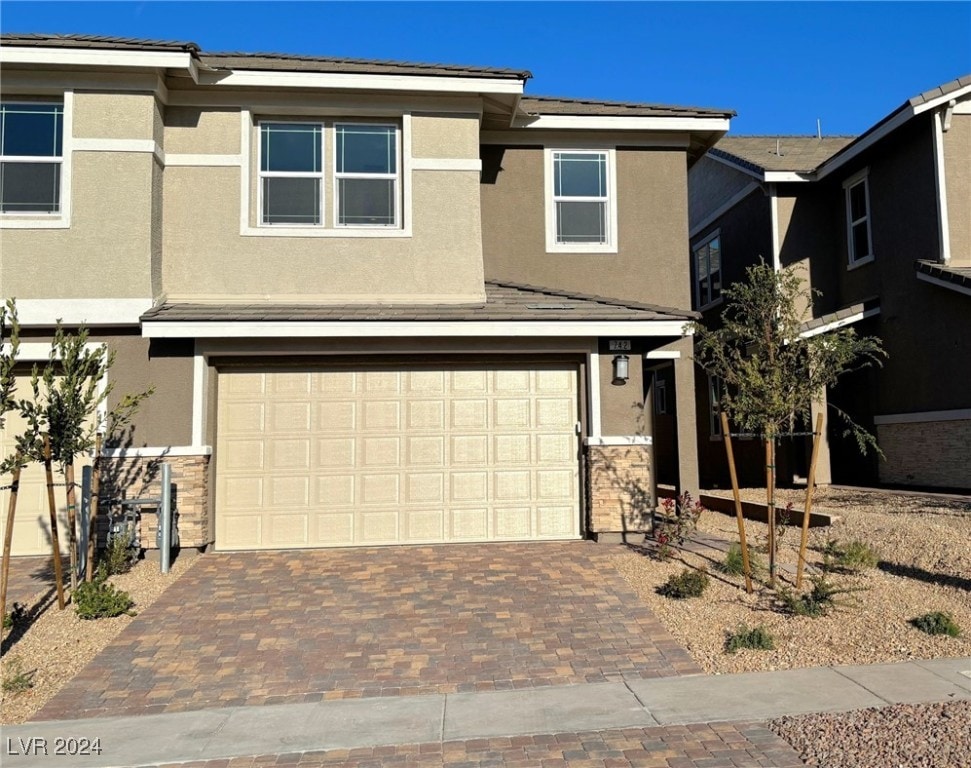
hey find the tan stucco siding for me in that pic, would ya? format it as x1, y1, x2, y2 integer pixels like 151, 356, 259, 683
2, 152, 155, 299
943, 112, 970, 266
687, 155, 756, 228
598, 345, 648, 436
481, 147, 692, 308
72, 91, 156, 141
161, 166, 485, 301
411, 114, 479, 159
163, 107, 241, 155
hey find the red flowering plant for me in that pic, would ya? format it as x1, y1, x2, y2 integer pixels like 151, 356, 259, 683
652, 491, 706, 560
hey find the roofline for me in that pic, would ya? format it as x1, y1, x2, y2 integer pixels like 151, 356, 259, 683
141, 318, 694, 339
522, 94, 735, 119
513, 113, 731, 133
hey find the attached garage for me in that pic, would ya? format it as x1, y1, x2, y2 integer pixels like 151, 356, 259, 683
214, 362, 581, 550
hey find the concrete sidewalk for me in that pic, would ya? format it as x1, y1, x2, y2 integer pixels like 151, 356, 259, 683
2, 657, 968, 768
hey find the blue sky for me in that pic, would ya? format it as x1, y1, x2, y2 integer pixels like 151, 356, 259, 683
2, 2, 969, 135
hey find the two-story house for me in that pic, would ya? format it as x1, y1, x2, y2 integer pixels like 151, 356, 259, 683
686, 75, 971, 491
0, 34, 733, 556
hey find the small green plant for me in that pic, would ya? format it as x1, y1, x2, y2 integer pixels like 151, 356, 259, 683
1, 657, 35, 694
2, 602, 26, 630
715, 543, 764, 577
657, 567, 710, 599
777, 573, 866, 617
100, 533, 136, 576
653, 492, 706, 560
822, 539, 879, 573
73, 566, 136, 620
910, 611, 962, 637
725, 624, 776, 653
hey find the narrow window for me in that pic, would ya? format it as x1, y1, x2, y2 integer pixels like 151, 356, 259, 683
0, 102, 63, 214
259, 122, 323, 225
693, 232, 722, 309
844, 172, 872, 265
552, 151, 609, 244
708, 374, 724, 437
655, 379, 668, 415
335, 124, 398, 227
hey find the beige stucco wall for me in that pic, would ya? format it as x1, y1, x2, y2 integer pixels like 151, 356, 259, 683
72, 91, 156, 141
943, 111, 970, 266
163, 107, 241, 155
481, 147, 692, 309
2, 152, 155, 299
161, 166, 485, 301
598, 345, 649, 436
687, 155, 755, 228
411, 113, 479, 158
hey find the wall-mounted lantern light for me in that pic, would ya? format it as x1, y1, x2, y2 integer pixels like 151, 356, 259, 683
612, 354, 629, 384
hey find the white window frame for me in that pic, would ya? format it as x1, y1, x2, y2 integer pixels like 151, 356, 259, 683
0, 92, 73, 229
708, 374, 724, 438
333, 122, 400, 229
544, 147, 618, 254
257, 120, 325, 228
843, 168, 874, 268
693, 230, 723, 311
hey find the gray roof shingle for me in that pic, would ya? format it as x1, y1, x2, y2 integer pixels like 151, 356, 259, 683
711, 136, 856, 174
521, 95, 734, 119
799, 297, 880, 335
0, 32, 200, 53
141, 280, 698, 324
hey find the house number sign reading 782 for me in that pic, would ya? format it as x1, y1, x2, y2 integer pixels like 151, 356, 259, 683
608, 340, 631, 351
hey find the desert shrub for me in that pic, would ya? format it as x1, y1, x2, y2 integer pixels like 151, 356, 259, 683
823, 539, 879, 573
73, 567, 135, 620
100, 532, 136, 575
716, 543, 763, 577
725, 624, 775, 653
910, 611, 961, 637
657, 568, 710, 599
2, 602, 26, 630
653, 492, 706, 560
1, 657, 34, 694
777, 574, 866, 618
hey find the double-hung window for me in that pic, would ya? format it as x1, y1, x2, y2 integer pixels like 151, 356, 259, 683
844, 170, 872, 266
547, 149, 615, 251
335, 123, 398, 227
0, 102, 64, 214
260, 122, 324, 225
693, 231, 722, 310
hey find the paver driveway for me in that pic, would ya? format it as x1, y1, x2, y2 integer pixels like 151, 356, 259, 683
36, 542, 701, 721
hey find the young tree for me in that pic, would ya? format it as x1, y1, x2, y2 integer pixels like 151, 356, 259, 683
691, 261, 886, 584
18, 324, 153, 589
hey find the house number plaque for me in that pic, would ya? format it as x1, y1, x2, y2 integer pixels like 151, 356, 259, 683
608, 340, 632, 351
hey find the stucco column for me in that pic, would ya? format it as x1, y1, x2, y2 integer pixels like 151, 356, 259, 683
672, 336, 700, 498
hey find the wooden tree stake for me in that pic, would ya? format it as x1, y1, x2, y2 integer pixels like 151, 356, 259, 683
1, 460, 23, 627
86, 434, 102, 583
721, 412, 753, 594
765, 436, 777, 587
65, 461, 78, 591
43, 435, 66, 609
796, 413, 824, 588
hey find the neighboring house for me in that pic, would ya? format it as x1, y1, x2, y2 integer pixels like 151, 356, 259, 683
686, 75, 971, 491
0, 33, 733, 555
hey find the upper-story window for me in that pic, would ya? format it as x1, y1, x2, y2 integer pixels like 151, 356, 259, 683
843, 169, 873, 266
708, 374, 724, 437
545, 148, 617, 253
0, 102, 64, 214
693, 231, 722, 310
257, 120, 399, 229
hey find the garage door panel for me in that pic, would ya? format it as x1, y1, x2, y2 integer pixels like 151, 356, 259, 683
216, 364, 580, 550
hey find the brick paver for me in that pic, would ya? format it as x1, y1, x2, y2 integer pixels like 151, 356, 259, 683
35, 542, 701, 720
144, 723, 806, 767
0, 556, 61, 618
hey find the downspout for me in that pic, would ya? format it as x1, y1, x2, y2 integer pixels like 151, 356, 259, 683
932, 105, 953, 264
768, 182, 782, 272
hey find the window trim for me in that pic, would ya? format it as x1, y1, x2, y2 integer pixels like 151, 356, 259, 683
692, 229, 723, 311
544, 147, 618, 254
332, 121, 400, 229
239, 110, 413, 238
843, 167, 873, 267
0, 92, 73, 229
257, 119, 325, 228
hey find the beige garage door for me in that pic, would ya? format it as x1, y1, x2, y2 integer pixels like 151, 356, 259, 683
215, 364, 581, 550
0, 375, 88, 557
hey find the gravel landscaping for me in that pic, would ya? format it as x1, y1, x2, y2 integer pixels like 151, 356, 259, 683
0, 551, 198, 724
